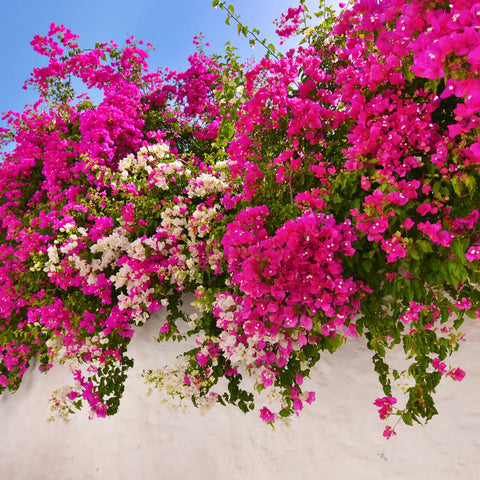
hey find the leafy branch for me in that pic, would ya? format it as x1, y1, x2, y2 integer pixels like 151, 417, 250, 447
211, 1, 280, 60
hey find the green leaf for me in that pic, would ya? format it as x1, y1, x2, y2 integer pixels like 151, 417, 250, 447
452, 178, 464, 197
402, 411, 413, 426
446, 259, 460, 286
417, 240, 433, 254
466, 175, 477, 197
451, 237, 467, 262
372, 353, 392, 396
410, 248, 420, 261
362, 259, 372, 273
228, 4, 235, 14
424, 79, 440, 94
454, 316, 465, 329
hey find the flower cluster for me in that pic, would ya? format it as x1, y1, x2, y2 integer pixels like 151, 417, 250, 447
274, 5, 305, 44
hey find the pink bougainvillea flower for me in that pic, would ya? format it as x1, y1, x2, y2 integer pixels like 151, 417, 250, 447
383, 426, 396, 439
466, 246, 480, 262
260, 407, 275, 422
432, 357, 447, 374
374, 396, 397, 419
68, 391, 79, 400
159, 323, 170, 334
449, 368, 466, 382
454, 297, 473, 310
403, 218, 414, 230
196, 351, 210, 368
305, 391, 316, 405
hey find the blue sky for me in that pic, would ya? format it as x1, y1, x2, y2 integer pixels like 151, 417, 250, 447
1, 0, 330, 124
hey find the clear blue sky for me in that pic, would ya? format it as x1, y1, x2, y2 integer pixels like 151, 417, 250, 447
1, 0, 332, 123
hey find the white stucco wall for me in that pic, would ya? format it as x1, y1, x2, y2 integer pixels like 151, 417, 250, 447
0, 307, 479, 480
